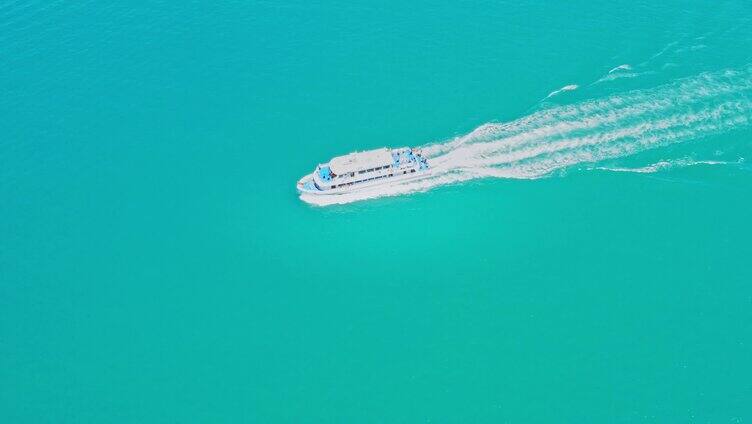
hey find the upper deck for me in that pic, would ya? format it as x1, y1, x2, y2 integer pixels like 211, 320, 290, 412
308, 147, 429, 191
329, 148, 393, 175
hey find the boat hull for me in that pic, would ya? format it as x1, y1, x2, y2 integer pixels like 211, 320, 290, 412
297, 169, 433, 196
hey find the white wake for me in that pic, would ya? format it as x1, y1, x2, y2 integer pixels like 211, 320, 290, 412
591, 158, 741, 174
301, 66, 752, 206
544, 84, 579, 100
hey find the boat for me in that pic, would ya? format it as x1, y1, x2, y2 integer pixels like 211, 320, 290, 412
297, 147, 430, 195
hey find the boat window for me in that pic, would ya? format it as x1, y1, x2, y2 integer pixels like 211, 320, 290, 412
411, 169, 415, 173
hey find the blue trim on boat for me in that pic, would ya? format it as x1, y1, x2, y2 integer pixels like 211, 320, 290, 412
319, 165, 332, 181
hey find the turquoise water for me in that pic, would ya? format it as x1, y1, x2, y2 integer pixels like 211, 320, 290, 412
2, 1, 752, 422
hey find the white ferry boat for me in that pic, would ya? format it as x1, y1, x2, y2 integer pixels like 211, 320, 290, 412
297, 147, 430, 195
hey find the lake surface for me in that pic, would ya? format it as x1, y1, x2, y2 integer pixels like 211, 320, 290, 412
2, 1, 752, 422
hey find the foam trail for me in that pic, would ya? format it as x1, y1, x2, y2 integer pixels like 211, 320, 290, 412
595, 71, 648, 84
300, 66, 752, 206
650, 41, 678, 60
544, 84, 579, 100
592, 158, 733, 174
609, 64, 633, 73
